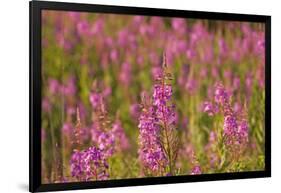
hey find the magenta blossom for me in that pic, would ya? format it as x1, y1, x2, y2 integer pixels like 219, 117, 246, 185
112, 120, 130, 151
138, 53, 179, 176
70, 146, 109, 181
204, 83, 249, 157
191, 165, 202, 175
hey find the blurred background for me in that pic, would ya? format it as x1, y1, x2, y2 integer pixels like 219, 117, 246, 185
41, 10, 265, 183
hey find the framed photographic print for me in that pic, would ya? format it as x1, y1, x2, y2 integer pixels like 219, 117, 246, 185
30, 0, 271, 192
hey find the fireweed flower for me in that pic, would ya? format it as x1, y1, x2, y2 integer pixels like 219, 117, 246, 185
186, 49, 196, 60
119, 62, 132, 87
112, 119, 130, 151
90, 112, 116, 158
90, 82, 112, 108
202, 101, 218, 116
233, 76, 241, 92
149, 52, 161, 67
177, 64, 198, 95
70, 150, 84, 180
138, 53, 179, 176
96, 131, 115, 158
77, 20, 90, 37
211, 67, 219, 80
66, 106, 76, 117
202, 44, 214, 64
70, 146, 109, 181
90, 92, 102, 109
151, 66, 162, 80
48, 78, 61, 95
180, 116, 189, 131
204, 83, 249, 159
117, 29, 129, 47
68, 12, 80, 22
138, 97, 168, 175
177, 64, 189, 86
218, 38, 228, 58
110, 49, 119, 62
204, 131, 220, 168
185, 79, 198, 94
171, 18, 187, 35
63, 76, 76, 96
102, 87, 112, 98
62, 122, 74, 137
55, 28, 73, 52
90, 18, 104, 35
191, 165, 202, 175
214, 83, 230, 105
178, 144, 202, 175
42, 97, 52, 113
130, 103, 141, 120
70, 105, 109, 181
200, 67, 208, 78
89, 84, 116, 158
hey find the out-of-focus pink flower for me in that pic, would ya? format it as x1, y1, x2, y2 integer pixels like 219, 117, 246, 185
112, 120, 130, 151
48, 78, 61, 94
110, 49, 119, 62
186, 49, 196, 60
151, 66, 162, 80
202, 101, 218, 116
172, 18, 187, 35
149, 52, 160, 66
117, 29, 129, 47
63, 76, 76, 96
211, 67, 219, 79
214, 83, 230, 104
90, 18, 104, 35
137, 55, 144, 67
233, 77, 240, 91
62, 122, 73, 136
89, 92, 102, 109
191, 165, 202, 175
102, 87, 112, 98
66, 106, 76, 117
185, 79, 197, 94
130, 103, 141, 120
42, 98, 51, 113
68, 12, 80, 21
77, 20, 90, 37
119, 62, 132, 86
56, 33, 73, 51
218, 38, 228, 57
200, 67, 208, 78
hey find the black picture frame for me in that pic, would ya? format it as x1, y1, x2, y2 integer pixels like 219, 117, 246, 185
29, 0, 271, 192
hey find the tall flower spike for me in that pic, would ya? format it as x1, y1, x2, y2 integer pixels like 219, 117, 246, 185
204, 83, 249, 160
112, 112, 130, 151
138, 93, 167, 175
155, 52, 179, 174
90, 83, 116, 158
162, 51, 167, 69
73, 107, 82, 151
138, 52, 179, 176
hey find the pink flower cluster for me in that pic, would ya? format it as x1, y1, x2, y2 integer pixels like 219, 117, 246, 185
69, 82, 129, 179
203, 83, 249, 157
138, 54, 179, 176
70, 147, 109, 181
